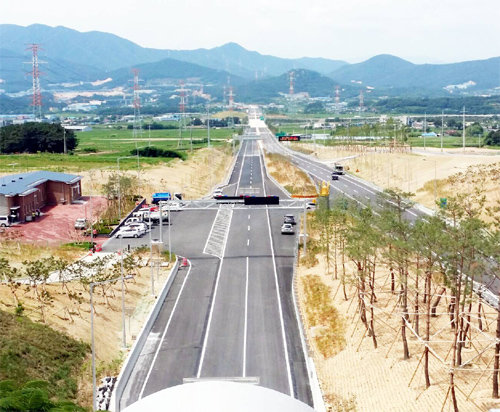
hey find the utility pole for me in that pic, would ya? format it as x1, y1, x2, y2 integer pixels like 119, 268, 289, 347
63, 127, 67, 154
441, 110, 444, 153
462, 106, 466, 152
207, 105, 211, 148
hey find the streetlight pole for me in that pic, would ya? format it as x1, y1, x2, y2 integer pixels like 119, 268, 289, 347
207, 105, 211, 148
167, 203, 172, 261
120, 251, 126, 349
303, 201, 307, 255
90, 275, 132, 412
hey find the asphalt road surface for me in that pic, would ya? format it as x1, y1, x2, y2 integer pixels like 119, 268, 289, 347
247, 108, 500, 304
115, 138, 313, 410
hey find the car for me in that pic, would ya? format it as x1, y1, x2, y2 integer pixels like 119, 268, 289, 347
281, 223, 295, 234
306, 201, 316, 210
164, 201, 184, 211
115, 226, 144, 238
331, 174, 339, 181
149, 210, 169, 222
125, 217, 151, 227
0, 216, 11, 227
283, 214, 296, 225
213, 188, 223, 198
126, 222, 149, 232
74, 218, 88, 230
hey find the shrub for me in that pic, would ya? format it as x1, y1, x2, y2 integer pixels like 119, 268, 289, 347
131, 146, 186, 160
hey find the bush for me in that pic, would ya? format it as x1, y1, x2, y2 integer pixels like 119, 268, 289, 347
131, 146, 186, 160
484, 130, 500, 146
81, 146, 98, 153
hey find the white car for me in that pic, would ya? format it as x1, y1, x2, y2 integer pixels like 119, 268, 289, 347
0, 216, 11, 227
116, 226, 145, 238
125, 217, 151, 227
74, 218, 88, 230
281, 223, 295, 234
213, 188, 223, 198
126, 222, 149, 232
306, 201, 316, 210
165, 201, 184, 211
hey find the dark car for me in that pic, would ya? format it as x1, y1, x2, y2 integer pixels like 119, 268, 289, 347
284, 214, 296, 225
331, 174, 339, 181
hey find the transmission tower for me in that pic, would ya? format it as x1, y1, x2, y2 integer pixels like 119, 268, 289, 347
131, 68, 142, 140
26, 44, 44, 120
178, 80, 188, 148
335, 85, 340, 112
358, 89, 364, 112
289, 71, 295, 95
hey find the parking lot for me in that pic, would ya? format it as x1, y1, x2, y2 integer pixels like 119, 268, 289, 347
6, 196, 108, 246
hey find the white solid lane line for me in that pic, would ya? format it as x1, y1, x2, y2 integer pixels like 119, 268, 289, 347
243, 256, 249, 377
248, 225, 250, 231
139, 259, 193, 399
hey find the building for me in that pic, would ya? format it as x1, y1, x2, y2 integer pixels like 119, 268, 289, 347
0, 171, 82, 222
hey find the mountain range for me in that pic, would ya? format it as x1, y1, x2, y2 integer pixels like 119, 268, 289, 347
0, 24, 499, 105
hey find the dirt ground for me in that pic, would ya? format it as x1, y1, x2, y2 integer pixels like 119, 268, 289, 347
0, 145, 234, 407
80, 146, 233, 202
0, 253, 172, 408
297, 254, 500, 412
5, 196, 108, 246
292, 143, 500, 216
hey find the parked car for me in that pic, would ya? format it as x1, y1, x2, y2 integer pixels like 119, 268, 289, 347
125, 217, 151, 227
165, 201, 184, 211
74, 218, 88, 230
0, 216, 11, 227
283, 214, 296, 225
149, 210, 169, 223
281, 223, 295, 234
126, 222, 149, 233
115, 226, 145, 238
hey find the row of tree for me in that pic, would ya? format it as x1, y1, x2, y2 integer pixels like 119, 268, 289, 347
311, 188, 500, 410
0, 123, 77, 154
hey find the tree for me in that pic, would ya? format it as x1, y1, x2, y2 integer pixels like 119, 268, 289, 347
484, 130, 500, 146
412, 216, 446, 388
465, 122, 484, 137
378, 188, 415, 360
0, 123, 77, 153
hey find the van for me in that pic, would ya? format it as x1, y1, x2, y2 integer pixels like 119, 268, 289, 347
0, 216, 10, 227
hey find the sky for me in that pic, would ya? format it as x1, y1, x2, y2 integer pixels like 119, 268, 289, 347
1, 0, 499, 64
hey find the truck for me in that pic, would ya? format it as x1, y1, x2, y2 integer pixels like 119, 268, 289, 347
332, 163, 345, 175
152, 192, 171, 204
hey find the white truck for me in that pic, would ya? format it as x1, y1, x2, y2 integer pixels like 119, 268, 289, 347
332, 163, 345, 175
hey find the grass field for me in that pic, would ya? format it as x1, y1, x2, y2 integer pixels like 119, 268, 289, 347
0, 125, 241, 173
0, 310, 89, 401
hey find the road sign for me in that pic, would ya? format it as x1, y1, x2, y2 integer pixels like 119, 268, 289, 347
440, 198, 447, 208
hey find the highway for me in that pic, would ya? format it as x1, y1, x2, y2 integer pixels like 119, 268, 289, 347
114, 138, 313, 409
248, 107, 500, 304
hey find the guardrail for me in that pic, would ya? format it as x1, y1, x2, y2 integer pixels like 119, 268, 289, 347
108, 199, 147, 238
112, 257, 181, 411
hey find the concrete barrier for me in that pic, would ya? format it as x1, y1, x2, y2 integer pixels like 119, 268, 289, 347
112, 257, 181, 411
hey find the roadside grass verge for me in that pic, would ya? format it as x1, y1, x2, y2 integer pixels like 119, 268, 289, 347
0, 309, 89, 401
300, 275, 345, 358
263, 151, 317, 195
